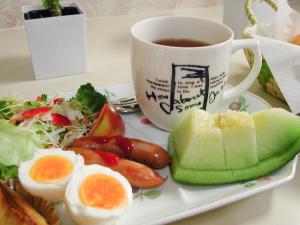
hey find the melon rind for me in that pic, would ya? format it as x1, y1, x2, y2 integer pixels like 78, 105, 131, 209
168, 133, 300, 185
168, 108, 300, 185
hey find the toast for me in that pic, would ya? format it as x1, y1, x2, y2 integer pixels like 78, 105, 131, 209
0, 181, 59, 225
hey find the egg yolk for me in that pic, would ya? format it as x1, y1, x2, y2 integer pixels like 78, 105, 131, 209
79, 174, 126, 209
30, 155, 74, 182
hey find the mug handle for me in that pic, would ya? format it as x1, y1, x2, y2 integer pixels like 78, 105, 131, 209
222, 39, 262, 101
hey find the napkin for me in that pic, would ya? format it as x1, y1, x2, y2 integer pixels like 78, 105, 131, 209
247, 0, 300, 115
252, 35, 300, 114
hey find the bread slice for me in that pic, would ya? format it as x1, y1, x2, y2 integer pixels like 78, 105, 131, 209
0, 181, 59, 225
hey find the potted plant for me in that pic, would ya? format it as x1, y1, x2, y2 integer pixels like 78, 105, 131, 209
22, 0, 87, 80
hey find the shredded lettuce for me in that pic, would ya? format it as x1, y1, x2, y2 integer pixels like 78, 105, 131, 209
0, 83, 103, 149
0, 83, 107, 180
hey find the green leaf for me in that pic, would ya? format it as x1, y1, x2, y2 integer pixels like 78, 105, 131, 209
42, 0, 49, 9
0, 163, 18, 181
0, 100, 7, 109
0, 100, 11, 119
42, 0, 62, 16
259, 59, 273, 86
143, 190, 161, 199
24, 101, 43, 108
41, 94, 47, 102
238, 96, 246, 105
0, 120, 41, 166
239, 104, 250, 112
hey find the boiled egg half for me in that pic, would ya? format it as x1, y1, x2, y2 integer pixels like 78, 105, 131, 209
19, 148, 84, 202
65, 165, 133, 225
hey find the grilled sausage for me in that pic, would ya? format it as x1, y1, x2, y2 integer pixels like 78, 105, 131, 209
68, 147, 166, 189
72, 136, 170, 169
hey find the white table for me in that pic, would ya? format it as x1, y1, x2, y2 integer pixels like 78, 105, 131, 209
0, 7, 298, 225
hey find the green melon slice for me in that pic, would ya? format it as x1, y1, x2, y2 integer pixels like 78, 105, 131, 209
253, 108, 300, 161
173, 108, 225, 170
217, 111, 258, 169
168, 108, 300, 185
168, 133, 300, 185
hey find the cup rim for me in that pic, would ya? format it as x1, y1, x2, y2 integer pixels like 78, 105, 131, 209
130, 16, 234, 49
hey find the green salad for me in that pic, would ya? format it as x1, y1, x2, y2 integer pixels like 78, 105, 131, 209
0, 83, 107, 180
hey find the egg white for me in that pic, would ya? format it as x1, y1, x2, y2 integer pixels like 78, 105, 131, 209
18, 148, 84, 203
65, 165, 133, 225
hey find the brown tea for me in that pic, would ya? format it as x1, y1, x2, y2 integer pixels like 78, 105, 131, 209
152, 38, 210, 47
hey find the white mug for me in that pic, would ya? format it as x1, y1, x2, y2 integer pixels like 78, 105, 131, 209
131, 16, 262, 131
